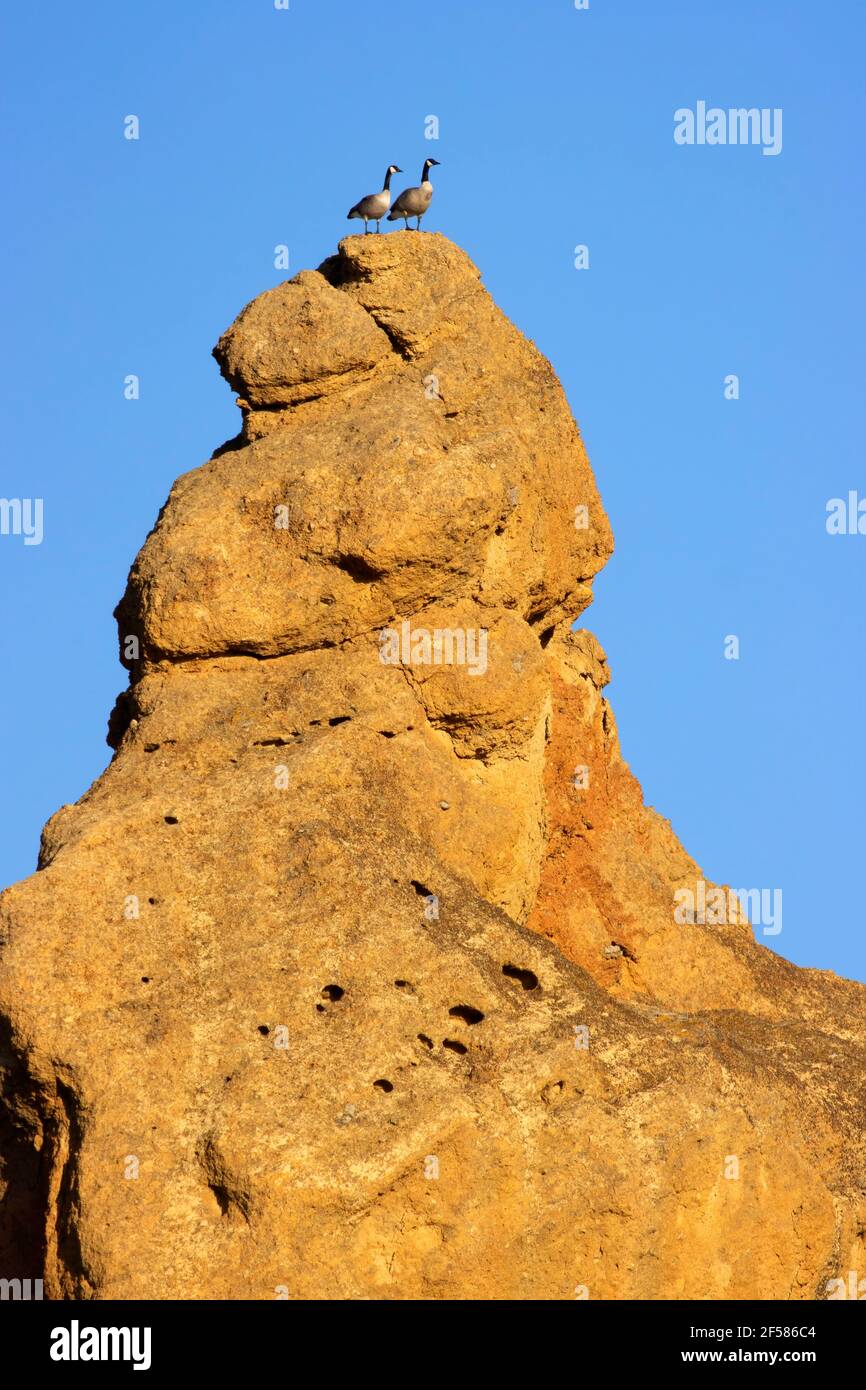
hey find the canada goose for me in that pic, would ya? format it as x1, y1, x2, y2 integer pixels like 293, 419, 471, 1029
347, 165, 403, 233
387, 158, 440, 230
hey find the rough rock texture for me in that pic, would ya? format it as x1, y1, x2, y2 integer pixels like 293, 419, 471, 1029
1, 234, 864, 1301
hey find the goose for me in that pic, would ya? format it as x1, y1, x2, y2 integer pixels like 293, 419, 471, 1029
347, 164, 403, 233
387, 158, 440, 230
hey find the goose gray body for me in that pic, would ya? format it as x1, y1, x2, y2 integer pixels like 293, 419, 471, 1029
348, 165, 402, 232
387, 158, 440, 229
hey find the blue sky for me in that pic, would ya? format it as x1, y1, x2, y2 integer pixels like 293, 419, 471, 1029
1, 0, 863, 980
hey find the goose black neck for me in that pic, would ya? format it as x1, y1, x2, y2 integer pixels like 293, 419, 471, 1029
421, 161, 432, 181
383, 168, 394, 190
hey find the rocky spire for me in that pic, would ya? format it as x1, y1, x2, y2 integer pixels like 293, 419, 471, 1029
1, 234, 863, 1299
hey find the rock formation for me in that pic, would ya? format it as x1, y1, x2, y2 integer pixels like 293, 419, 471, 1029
1, 234, 864, 1300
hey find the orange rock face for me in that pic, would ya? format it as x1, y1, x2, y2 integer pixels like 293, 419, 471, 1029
1, 234, 864, 1301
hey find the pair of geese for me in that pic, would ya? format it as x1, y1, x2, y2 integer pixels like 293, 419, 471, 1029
348, 158, 440, 232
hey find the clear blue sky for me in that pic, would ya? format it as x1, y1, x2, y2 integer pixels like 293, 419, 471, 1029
1, 1, 863, 980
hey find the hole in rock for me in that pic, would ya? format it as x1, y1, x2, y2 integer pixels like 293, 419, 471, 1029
257, 1025, 270, 1037
410, 880, 433, 898
209, 1184, 233, 1218
141, 977, 151, 984
328, 716, 352, 727
448, 1005, 485, 1025
321, 984, 344, 1002
539, 625, 556, 649
373, 1078, 394, 1092
164, 815, 179, 825
604, 941, 637, 962
315, 1004, 325, 1013
379, 730, 396, 739
394, 979, 410, 989
443, 1039, 468, 1055
541, 1080, 565, 1104
502, 963, 539, 991
335, 553, 384, 583
148, 897, 157, 906
417, 1033, 433, 1049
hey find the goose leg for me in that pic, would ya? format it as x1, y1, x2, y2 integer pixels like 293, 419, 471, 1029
363, 219, 369, 234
